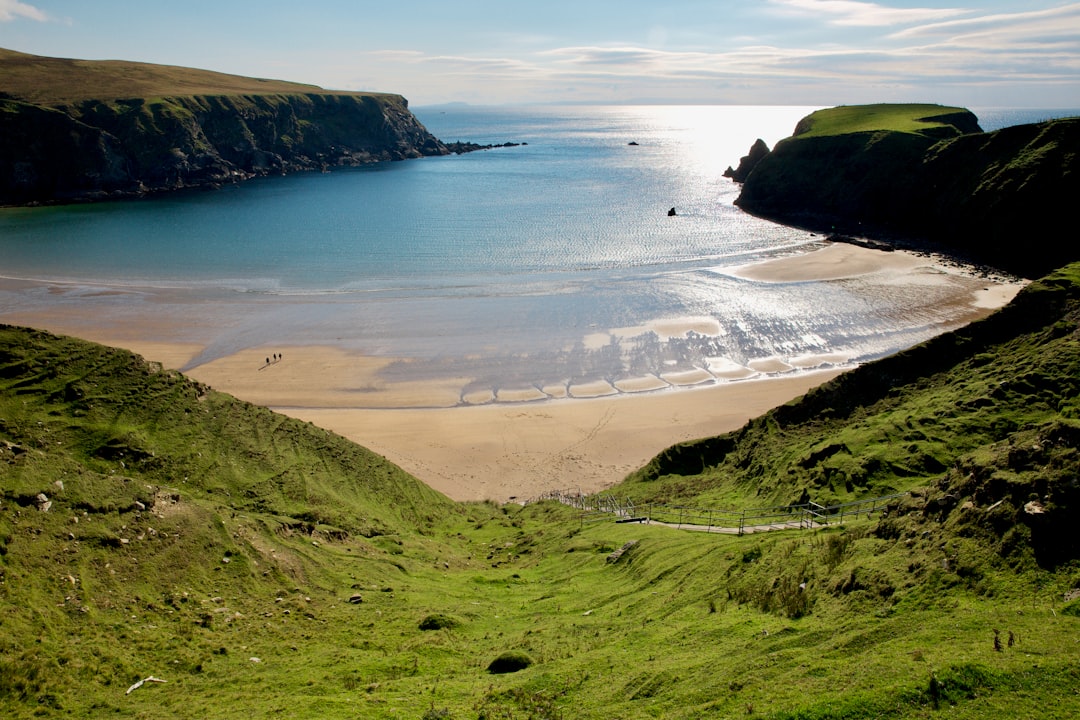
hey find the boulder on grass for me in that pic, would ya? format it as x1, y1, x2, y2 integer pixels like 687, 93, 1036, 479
487, 650, 534, 674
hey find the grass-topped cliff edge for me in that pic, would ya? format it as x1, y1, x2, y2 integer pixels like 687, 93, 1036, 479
2, 262, 1079, 717
788, 103, 981, 139
0, 48, 454, 206
732, 103, 1080, 278
0, 47, 345, 104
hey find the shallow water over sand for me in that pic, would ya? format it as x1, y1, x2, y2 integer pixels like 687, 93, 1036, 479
0, 105, 1038, 404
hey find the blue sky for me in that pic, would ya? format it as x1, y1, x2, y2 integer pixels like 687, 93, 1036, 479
1, 0, 1078, 107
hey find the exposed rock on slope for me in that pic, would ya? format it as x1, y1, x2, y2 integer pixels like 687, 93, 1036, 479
732, 104, 1080, 277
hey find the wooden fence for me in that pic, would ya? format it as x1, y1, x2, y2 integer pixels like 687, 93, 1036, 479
533, 490, 907, 535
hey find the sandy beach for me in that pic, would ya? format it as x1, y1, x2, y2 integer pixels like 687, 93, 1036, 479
0, 242, 1024, 502
282, 370, 845, 501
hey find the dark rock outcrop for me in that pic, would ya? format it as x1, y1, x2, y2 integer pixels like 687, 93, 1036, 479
723, 137, 770, 182
444, 140, 524, 154
732, 107, 1080, 278
0, 92, 453, 205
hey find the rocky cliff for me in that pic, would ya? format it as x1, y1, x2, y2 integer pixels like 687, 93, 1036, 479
0, 92, 454, 205
732, 104, 1080, 278
0, 49, 457, 205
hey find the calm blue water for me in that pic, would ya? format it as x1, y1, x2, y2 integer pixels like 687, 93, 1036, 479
0, 105, 1069, 402
974, 107, 1080, 131
0, 106, 821, 289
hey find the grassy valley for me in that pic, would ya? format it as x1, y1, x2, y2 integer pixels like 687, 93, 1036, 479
2, 264, 1080, 718
1, 80, 1079, 716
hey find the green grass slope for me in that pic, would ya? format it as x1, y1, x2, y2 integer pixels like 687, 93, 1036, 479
626, 265, 1079, 548
0, 326, 462, 715
0, 47, 368, 105
3, 257, 1080, 720
790, 103, 981, 139
0, 326, 451, 533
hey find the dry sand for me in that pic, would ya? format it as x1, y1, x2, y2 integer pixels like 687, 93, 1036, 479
281, 370, 845, 502
727, 241, 924, 282
104, 342, 843, 501
1, 242, 1025, 502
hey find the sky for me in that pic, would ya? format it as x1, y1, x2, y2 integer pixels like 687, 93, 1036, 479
1, 0, 1078, 107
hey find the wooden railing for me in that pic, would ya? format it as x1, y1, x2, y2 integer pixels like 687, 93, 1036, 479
533, 490, 907, 535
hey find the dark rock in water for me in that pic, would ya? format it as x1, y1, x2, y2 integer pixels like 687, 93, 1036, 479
667, 207, 677, 216
723, 138, 770, 183
628, 141, 639, 146
444, 140, 523, 155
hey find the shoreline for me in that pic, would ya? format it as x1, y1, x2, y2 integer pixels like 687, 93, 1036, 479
0, 242, 1026, 501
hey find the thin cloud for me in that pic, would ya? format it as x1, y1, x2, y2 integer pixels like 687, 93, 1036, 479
541, 46, 681, 69
312, 3, 1080, 105
366, 36, 1079, 89
890, 2, 1080, 40
344, 50, 549, 95
532, 36, 1079, 92
373, 51, 542, 77
766, 0, 970, 27
0, 0, 47, 22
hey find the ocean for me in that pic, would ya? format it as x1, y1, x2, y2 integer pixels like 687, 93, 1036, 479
0, 105, 1073, 402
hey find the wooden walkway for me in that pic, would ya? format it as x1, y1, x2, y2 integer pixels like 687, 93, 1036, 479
534, 490, 906, 535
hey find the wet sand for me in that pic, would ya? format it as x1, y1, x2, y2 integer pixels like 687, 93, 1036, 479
0, 242, 1025, 502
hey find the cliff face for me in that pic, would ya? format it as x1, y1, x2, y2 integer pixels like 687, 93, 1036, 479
734, 107, 1080, 277
0, 92, 449, 205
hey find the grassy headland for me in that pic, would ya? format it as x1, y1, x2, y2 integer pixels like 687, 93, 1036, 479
788, 103, 981, 138
0, 48, 448, 206
2, 263, 1079, 718
734, 104, 1080, 277
0, 47, 371, 105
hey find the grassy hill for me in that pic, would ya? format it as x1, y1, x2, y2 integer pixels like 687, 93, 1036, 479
0, 47, 376, 105
628, 264, 1080, 519
789, 103, 981, 138
2, 265, 1080, 718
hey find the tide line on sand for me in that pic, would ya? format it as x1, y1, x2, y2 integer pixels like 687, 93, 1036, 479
0, 242, 1025, 502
